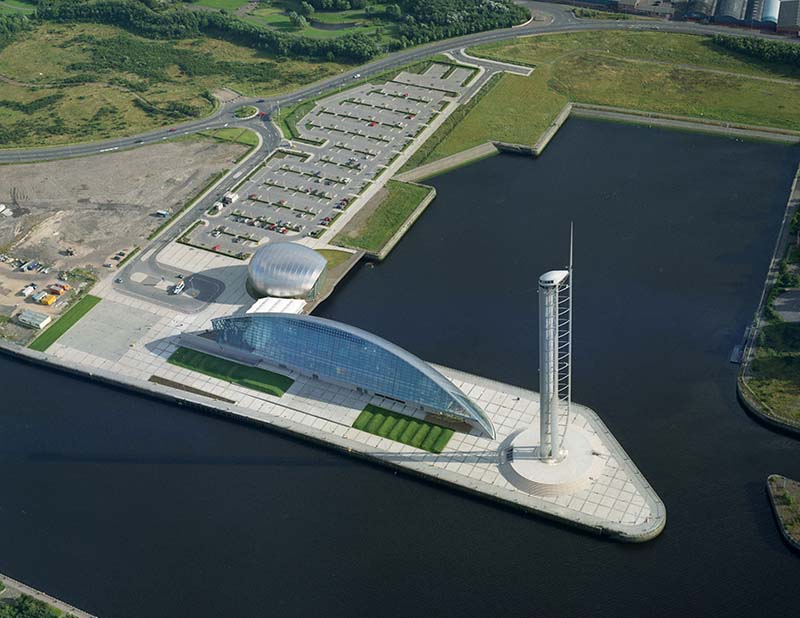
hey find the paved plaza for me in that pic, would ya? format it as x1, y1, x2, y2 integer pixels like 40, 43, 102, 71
44, 269, 665, 540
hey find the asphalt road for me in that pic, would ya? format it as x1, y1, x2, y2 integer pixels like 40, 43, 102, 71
1, 1, 798, 165
5, 1, 800, 310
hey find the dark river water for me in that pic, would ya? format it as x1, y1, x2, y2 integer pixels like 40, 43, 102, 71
2, 119, 800, 618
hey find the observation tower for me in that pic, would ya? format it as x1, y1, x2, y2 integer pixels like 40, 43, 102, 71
504, 228, 605, 496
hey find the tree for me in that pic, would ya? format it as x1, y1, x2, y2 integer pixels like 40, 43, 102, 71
384, 3, 401, 20
288, 11, 309, 29
300, 1, 315, 16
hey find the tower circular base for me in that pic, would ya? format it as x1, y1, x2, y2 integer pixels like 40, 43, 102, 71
501, 426, 606, 497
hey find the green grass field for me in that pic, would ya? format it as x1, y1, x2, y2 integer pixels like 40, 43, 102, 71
748, 322, 800, 423
247, 1, 397, 43
168, 347, 294, 397
28, 295, 102, 352
0, 22, 347, 147
0, 0, 34, 15
316, 248, 353, 270
199, 127, 260, 147
353, 404, 455, 453
193, 0, 251, 9
334, 180, 432, 254
407, 31, 800, 170
234, 105, 258, 118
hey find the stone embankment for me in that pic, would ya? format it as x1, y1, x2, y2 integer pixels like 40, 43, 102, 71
766, 474, 800, 554
0, 572, 97, 618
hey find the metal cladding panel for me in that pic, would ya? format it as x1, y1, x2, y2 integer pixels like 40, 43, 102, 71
247, 242, 326, 298
762, 0, 780, 22
716, 0, 747, 19
212, 313, 496, 438
687, 0, 718, 17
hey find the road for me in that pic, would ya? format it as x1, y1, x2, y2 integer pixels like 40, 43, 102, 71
4, 1, 799, 310
1, 1, 798, 166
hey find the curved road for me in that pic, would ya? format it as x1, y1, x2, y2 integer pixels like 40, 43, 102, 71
5, 1, 799, 310
1, 2, 798, 165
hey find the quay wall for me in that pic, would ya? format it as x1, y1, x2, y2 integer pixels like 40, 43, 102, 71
765, 475, 800, 554
0, 340, 663, 543
0, 572, 97, 618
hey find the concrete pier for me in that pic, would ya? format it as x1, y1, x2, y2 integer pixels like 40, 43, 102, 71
1, 336, 666, 542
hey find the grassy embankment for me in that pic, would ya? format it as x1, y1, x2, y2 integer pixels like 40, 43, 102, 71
748, 322, 800, 424
28, 294, 102, 352
0, 22, 348, 147
768, 474, 800, 546
198, 126, 260, 147
168, 347, 294, 397
403, 31, 800, 171
316, 248, 353, 270
334, 180, 432, 254
353, 404, 454, 453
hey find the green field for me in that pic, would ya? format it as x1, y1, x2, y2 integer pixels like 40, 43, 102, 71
234, 104, 258, 118
334, 180, 432, 254
317, 248, 353, 270
194, 0, 251, 9
247, 1, 397, 43
168, 347, 294, 397
747, 322, 800, 424
407, 32, 800, 169
198, 127, 260, 147
353, 404, 455, 453
0, 0, 34, 15
28, 295, 102, 352
0, 22, 347, 147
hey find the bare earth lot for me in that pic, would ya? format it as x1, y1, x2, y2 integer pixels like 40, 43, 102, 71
0, 137, 246, 339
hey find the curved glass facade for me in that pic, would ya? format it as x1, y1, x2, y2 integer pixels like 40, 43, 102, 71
248, 242, 326, 299
212, 314, 495, 438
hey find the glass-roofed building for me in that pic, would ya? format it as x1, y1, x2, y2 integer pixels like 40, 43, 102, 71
211, 313, 495, 438
248, 242, 326, 300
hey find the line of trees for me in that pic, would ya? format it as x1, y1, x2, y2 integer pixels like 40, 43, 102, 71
0, 12, 32, 50
712, 35, 800, 67
396, 0, 529, 44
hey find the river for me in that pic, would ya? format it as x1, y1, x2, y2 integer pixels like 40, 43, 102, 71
1, 119, 799, 617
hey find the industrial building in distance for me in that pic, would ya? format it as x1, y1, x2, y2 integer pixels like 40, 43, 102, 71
578, 0, 800, 31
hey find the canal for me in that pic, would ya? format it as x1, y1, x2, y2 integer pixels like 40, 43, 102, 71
1, 119, 799, 617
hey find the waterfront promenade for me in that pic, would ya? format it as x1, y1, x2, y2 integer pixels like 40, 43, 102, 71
0, 247, 666, 540
0, 572, 97, 618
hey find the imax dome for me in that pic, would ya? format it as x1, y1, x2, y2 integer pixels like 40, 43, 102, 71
248, 242, 326, 299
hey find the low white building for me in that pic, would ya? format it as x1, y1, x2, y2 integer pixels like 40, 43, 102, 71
17, 309, 51, 330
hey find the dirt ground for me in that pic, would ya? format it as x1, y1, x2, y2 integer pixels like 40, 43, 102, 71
0, 136, 246, 340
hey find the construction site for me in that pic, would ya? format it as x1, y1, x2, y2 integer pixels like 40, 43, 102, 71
0, 136, 247, 342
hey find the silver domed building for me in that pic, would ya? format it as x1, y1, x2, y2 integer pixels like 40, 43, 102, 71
247, 242, 327, 300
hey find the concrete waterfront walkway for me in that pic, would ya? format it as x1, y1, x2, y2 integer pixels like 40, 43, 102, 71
0, 572, 98, 618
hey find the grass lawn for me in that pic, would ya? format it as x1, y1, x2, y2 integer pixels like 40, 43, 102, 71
407, 31, 800, 169
0, 22, 348, 147
747, 322, 800, 424
247, 1, 397, 43
28, 295, 102, 352
234, 104, 258, 118
316, 248, 353, 270
353, 404, 455, 453
193, 0, 251, 9
168, 347, 294, 397
199, 127, 260, 147
334, 180, 432, 254
0, 0, 34, 14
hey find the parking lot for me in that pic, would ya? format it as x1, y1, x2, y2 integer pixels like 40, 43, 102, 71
182, 63, 476, 257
